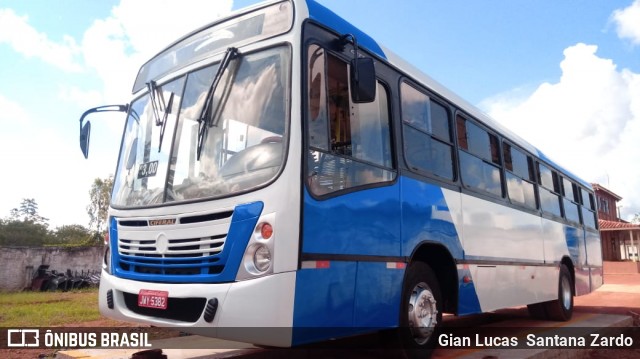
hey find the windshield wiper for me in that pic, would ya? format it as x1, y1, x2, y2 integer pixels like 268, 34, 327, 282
146, 80, 175, 152
196, 47, 239, 161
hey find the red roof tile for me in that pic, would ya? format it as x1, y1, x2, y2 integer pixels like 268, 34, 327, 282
599, 219, 640, 231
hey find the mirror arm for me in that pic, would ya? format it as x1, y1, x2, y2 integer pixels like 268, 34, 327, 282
79, 104, 130, 131
78, 104, 130, 159
339, 34, 359, 81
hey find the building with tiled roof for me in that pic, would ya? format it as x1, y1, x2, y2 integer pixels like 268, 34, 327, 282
593, 183, 639, 263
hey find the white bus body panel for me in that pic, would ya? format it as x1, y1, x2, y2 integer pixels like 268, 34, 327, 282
99, 270, 296, 347
444, 189, 565, 312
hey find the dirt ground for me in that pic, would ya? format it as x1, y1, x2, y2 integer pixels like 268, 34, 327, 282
2, 273, 639, 359
576, 273, 640, 359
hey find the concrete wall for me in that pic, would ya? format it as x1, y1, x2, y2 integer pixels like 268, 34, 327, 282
0, 246, 103, 291
603, 260, 640, 274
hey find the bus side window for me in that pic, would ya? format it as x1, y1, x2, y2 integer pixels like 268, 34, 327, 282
401, 82, 454, 180
580, 187, 598, 229
537, 163, 562, 217
306, 45, 394, 196
561, 177, 581, 224
503, 142, 537, 209
457, 115, 503, 197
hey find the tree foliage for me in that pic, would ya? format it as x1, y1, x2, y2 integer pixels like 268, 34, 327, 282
1, 177, 114, 247
53, 224, 95, 245
87, 176, 114, 239
10, 198, 49, 225
0, 198, 97, 247
0, 219, 51, 246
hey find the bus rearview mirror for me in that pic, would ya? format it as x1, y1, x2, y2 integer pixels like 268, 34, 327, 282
80, 121, 91, 159
350, 57, 376, 103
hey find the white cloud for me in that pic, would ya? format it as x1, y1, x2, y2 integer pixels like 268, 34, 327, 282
481, 43, 640, 220
0, 8, 83, 72
611, 0, 640, 45
0, 95, 31, 124
81, 0, 233, 103
58, 86, 104, 109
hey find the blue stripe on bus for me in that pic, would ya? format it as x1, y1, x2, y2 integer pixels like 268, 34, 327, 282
305, 0, 386, 59
292, 260, 403, 345
457, 267, 482, 315
302, 186, 401, 256
297, 176, 477, 338
399, 176, 464, 259
293, 261, 359, 345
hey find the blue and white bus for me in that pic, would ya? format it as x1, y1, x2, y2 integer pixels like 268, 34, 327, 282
79, 0, 603, 354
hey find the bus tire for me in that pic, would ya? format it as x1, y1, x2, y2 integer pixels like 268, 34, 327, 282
398, 261, 442, 358
543, 264, 573, 321
527, 302, 547, 320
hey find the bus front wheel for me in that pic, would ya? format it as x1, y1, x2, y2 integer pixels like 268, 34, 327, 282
398, 261, 442, 357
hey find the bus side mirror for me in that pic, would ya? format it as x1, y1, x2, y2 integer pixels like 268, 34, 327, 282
80, 121, 91, 159
77, 104, 130, 159
350, 57, 376, 103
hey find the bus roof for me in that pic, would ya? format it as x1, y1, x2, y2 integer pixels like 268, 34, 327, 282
302, 0, 592, 189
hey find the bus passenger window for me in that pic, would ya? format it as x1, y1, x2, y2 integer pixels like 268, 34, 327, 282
401, 83, 454, 180
561, 177, 581, 224
538, 163, 562, 217
457, 116, 503, 197
580, 187, 598, 229
503, 143, 537, 209
305, 45, 394, 196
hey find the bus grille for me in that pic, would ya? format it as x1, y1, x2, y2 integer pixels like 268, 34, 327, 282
117, 235, 226, 276
112, 210, 235, 282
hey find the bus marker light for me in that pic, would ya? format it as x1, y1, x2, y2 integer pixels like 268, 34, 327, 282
463, 276, 472, 284
301, 261, 330, 269
260, 223, 273, 239
386, 262, 406, 269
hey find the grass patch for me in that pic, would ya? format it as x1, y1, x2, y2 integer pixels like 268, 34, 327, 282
0, 289, 102, 327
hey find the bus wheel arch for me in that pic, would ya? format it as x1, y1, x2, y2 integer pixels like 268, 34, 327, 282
408, 242, 458, 314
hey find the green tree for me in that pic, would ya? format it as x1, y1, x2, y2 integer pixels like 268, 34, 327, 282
0, 220, 52, 246
52, 224, 94, 245
87, 176, 113, 240
10, 198, 49, 225
1, 199, 53, 246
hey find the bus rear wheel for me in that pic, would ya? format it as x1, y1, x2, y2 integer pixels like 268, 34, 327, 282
398, 261, 442, 358
544, 264, 573, 321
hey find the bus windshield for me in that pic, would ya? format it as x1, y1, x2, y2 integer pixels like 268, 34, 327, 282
112, 46, 290, 208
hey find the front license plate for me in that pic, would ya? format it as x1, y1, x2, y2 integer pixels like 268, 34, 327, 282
138, 289, 168, 310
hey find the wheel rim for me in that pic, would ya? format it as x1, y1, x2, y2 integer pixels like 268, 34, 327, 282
407, 282, 438, 345
561, 276, 572, 310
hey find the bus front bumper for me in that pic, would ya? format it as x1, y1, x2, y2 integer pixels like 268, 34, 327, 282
98, 270, 296, 347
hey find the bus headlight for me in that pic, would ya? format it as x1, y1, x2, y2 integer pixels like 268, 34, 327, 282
253, 244, 271, 272
244, 243, 271, 274
238, 214, 276, 280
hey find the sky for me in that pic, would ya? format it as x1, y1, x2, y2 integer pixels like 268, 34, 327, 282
0, 0, 639, 228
